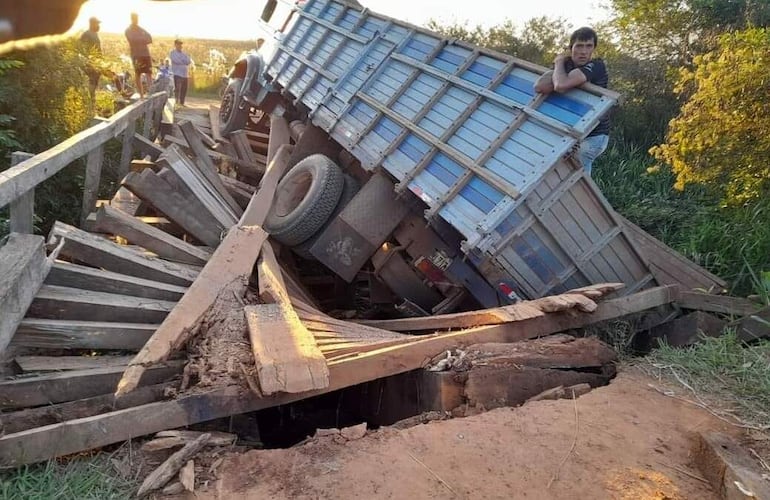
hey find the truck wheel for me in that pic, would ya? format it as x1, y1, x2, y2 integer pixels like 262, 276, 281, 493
219, 78, 250, 135
292, 174, 360, 260
265, 154, 344, 246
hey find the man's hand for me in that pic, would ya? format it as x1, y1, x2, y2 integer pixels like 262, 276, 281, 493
554, 52, 570, 66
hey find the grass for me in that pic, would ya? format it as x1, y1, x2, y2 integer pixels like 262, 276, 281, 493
644, 330, 770, 429
0, 455, 138, 500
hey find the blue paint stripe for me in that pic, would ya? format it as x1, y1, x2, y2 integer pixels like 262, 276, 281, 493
468, 177, 504, 204
433, 153, 465, 179
524, 230, 564, 278
466, 61, 497, 80
544, 93, 592, 115
500, 75, 535, 95
538, 101, 581, 126
495, 210, 524, 237
374, 119, 399, 142
430, 58, 459, 74
403, 38, 435, 57
398, 134, 429, 162
436, 48, 466, 66
425, 159, 458, 186
459, 184, 496, 213
460, 71, 491, 87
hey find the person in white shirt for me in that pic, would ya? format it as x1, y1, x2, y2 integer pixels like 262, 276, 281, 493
169, 39, 192, 106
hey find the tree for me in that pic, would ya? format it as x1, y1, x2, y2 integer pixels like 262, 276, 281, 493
0, 59, 23, 156
649, 28, 770, 204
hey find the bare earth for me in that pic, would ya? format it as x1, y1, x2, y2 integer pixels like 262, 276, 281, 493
160, 368, 737, 500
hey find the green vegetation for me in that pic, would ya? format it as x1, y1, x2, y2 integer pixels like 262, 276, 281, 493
646, 331, 770, 428
0, 455, 138, 500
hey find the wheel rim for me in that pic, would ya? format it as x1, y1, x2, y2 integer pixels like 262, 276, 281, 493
220, 87, 235, 123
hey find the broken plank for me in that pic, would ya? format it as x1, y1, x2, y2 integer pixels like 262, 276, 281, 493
11, 319, 155, 351
15, 355, 135, 372
46, 261, 186, 301
28, 285, 175, 323
0, 286, 677, 466
110, 186, 143, 216
0, 382, 171, 435
678, 291, 762, 317
48, 221, 197, 287
694, 432, 770, 500
133, 133, 164, 161
229, 130, 259, 164
0, 233, 48, 354
209, 105, 223, 142
0, 361, 183, 410
219, 174, 253, 210
178, 120, 243, 216
245, 303, 329, 395
94, 204, 211, 266
115, 225, 269, 396
137, 433, 210, 497
731, 305, 770, 342
240, 144, 294, 226
122, 170, 224, 247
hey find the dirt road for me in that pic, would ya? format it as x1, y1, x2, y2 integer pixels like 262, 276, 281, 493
170, 368, 733, 499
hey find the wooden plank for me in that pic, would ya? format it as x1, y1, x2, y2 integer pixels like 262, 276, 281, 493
80, 145, 104, 227
133, 133, 165, 161
110, 186, 143, 216
0, 93, 166, 208
0, 361, 183, 410
48, 221, 198, 286
159, 145, 237, 227
177, 120, 243, 216
0, 285, 679, 466
194, 124, 216, 148
11, 319, 155, 350
0, 233, 48, 354
130, 159, 158, 173
209, 105, 223, 142
115, 225, 269, 396
266, 116, 290, 168
678, 291, 762, 317
28, 285, 175, 323
732, 305, 770, 342
0, 382, 170, 435
144, 168, 225, 247
248, 243, 328, 394
240, 144, 294, 226
46, 261, 186, 301
229, 130, 259, 164
622, 216, 726, 291
15, 355, 134, 372
9, 152, 35, 234
694, 432, 770, 500
94, 204, 211, 266
647, 311, 727, 348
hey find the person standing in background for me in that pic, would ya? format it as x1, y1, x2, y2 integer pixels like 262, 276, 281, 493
124, 12, 153, 98
169, 39, 191, 107
79, 16, 102, 106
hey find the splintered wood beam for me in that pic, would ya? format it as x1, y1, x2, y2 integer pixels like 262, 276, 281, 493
122, 170, 224, 247
0, 361, 183, 410
47, 261, 187, 301
240, 144, 294, 226
678, 291, 762, 317
48, 221, 197, 286
247, 244, 329, 395
94, 204, 211, 266
28, 285, 175, 323
0, 285, 679, 466
0, 233, 48, 355
11, 319, 156, 351
115, 225, 269, 397
177, 120, 243, 216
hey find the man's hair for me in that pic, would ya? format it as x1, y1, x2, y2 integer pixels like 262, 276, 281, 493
569, 27, 598, 48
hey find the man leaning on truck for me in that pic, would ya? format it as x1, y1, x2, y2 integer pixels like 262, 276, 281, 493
534, 27, 609, 176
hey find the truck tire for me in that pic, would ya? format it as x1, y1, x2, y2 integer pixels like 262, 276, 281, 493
292, 174, 360, 260
219, 78, 250, 135
265, 154, 344, 246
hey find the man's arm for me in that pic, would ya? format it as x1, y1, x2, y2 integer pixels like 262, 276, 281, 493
552, 54, 587, 93
534, 70, 554, 94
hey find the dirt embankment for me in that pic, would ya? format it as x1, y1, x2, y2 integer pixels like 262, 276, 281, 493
173, 369, 738, 500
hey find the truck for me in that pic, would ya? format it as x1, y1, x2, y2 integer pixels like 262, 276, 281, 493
219, 0, 656, 315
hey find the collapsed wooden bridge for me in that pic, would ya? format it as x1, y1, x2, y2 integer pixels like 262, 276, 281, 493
0, 94, 761, 467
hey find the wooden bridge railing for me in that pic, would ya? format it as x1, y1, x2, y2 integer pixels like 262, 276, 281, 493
0, 92, 167, 232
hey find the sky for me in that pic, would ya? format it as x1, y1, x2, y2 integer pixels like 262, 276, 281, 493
70, 0, 609, 41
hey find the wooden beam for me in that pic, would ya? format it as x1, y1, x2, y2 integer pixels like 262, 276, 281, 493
731, 305, 770, 342
11, 319, 155, 351
115, 225, 269, 396
0, 285, 679, 466
46, 261, 186, 301
177, 120, 243, 216
9, 152, 35, 234
94, 204, 211, 266
0, 382, 171, 435
677, 291, 762, 317
229, 130, 259, 164
209, 105, 223, 142
0, 93, 166, 208
240, 144, 294, 226
28, 285, 175, 323
0, 233, 48, 354
266, 115, 290, 167
15, 355, 135, 372
133, 133, 165, 161
247, 244, 328, 395
110, 186, 143, 216
80, 145, 104, 227
48, 221, 198, 286
0, 361, 183, 410
118, 118, 137, 178
694, 432, 770, 500
132, 168, 225, 247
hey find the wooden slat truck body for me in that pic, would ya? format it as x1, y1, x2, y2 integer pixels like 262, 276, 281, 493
239, 0, 655, 306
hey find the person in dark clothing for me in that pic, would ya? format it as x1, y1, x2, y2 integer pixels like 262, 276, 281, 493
79, 16, 101, 104
534, 27, 610, 175
124, 12, 153, 98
